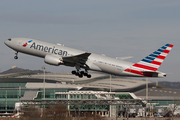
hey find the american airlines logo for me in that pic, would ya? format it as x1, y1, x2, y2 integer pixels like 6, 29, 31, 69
30, 42, 68, 56
22, 40, 33, 47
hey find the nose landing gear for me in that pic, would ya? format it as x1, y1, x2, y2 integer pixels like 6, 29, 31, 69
14, 52, 18, 59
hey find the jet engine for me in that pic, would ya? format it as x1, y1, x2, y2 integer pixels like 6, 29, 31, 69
44, 54, 63, 66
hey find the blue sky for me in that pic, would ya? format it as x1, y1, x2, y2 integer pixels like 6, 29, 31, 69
0, 0, 180, 82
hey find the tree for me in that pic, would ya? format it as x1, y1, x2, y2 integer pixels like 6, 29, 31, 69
20, 104, 102, 120
42, 104, 71, 120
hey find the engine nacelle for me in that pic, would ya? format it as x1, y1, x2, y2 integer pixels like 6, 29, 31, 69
44, 54, 63, 66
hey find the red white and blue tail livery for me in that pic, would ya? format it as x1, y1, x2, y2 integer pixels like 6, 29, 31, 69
124, 44, 173, 77
4, 37, 174, 78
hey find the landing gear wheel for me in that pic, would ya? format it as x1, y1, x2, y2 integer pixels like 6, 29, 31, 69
71, 70, 76, 75
78, 74, 83, 78
14, 51, 18, 59
75, 72, 80, 76
87, 74, 91, 78
80, 71, 84, 75
14, 56, 18, 59
84, 73, 88, 76
71, 69, 92, 78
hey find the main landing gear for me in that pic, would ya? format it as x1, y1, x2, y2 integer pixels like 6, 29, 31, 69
14, 52, 18, 59
71, 70, 91, 78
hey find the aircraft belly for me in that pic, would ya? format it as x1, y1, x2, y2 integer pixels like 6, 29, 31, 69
94, 63, 124, 75
88, 63, 101, 71
88, 53, 134, 76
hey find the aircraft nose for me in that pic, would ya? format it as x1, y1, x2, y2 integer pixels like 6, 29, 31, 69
4, 38, 11, 46
4, 40, 8, 46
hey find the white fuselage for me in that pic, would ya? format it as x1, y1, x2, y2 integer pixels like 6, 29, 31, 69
4, 37, 166, 77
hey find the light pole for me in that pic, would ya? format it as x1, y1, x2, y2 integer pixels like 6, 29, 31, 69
146, 77, 148, 117
42, 66, 46, 100
19, 84, 21, 100
19, 84, 21, 113
109, 74, 112, 117
110, 74, 112, 92
146, 77, 148, 100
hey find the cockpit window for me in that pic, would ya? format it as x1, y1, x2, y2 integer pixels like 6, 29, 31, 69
8, 38, 11, 41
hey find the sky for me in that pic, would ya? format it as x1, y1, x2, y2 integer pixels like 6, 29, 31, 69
0, 0, 180, 82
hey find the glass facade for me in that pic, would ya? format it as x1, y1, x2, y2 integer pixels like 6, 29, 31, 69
0, 80, 72, 113
56, 91, 135, 111
115, 94, 133, 99
0, 83, 26, 88
149, 100, 180, 106
0, 88, 70, 112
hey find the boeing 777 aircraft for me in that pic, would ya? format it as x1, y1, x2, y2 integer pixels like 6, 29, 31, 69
4, 37, 173, 78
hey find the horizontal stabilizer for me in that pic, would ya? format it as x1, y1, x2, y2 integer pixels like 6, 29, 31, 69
116, 56, 133, 60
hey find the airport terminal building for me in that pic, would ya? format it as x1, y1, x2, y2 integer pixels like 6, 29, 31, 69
0, 72, 180, 117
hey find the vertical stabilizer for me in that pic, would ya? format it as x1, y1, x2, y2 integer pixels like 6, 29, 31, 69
125, 44, 173, 76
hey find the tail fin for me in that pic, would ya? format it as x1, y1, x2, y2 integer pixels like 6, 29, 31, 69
131, 44, 174, 72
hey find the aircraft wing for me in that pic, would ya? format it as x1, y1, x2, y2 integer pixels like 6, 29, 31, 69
62, 52, 91, 65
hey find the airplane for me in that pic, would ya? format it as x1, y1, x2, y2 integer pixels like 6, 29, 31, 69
4, 37, 173, 78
